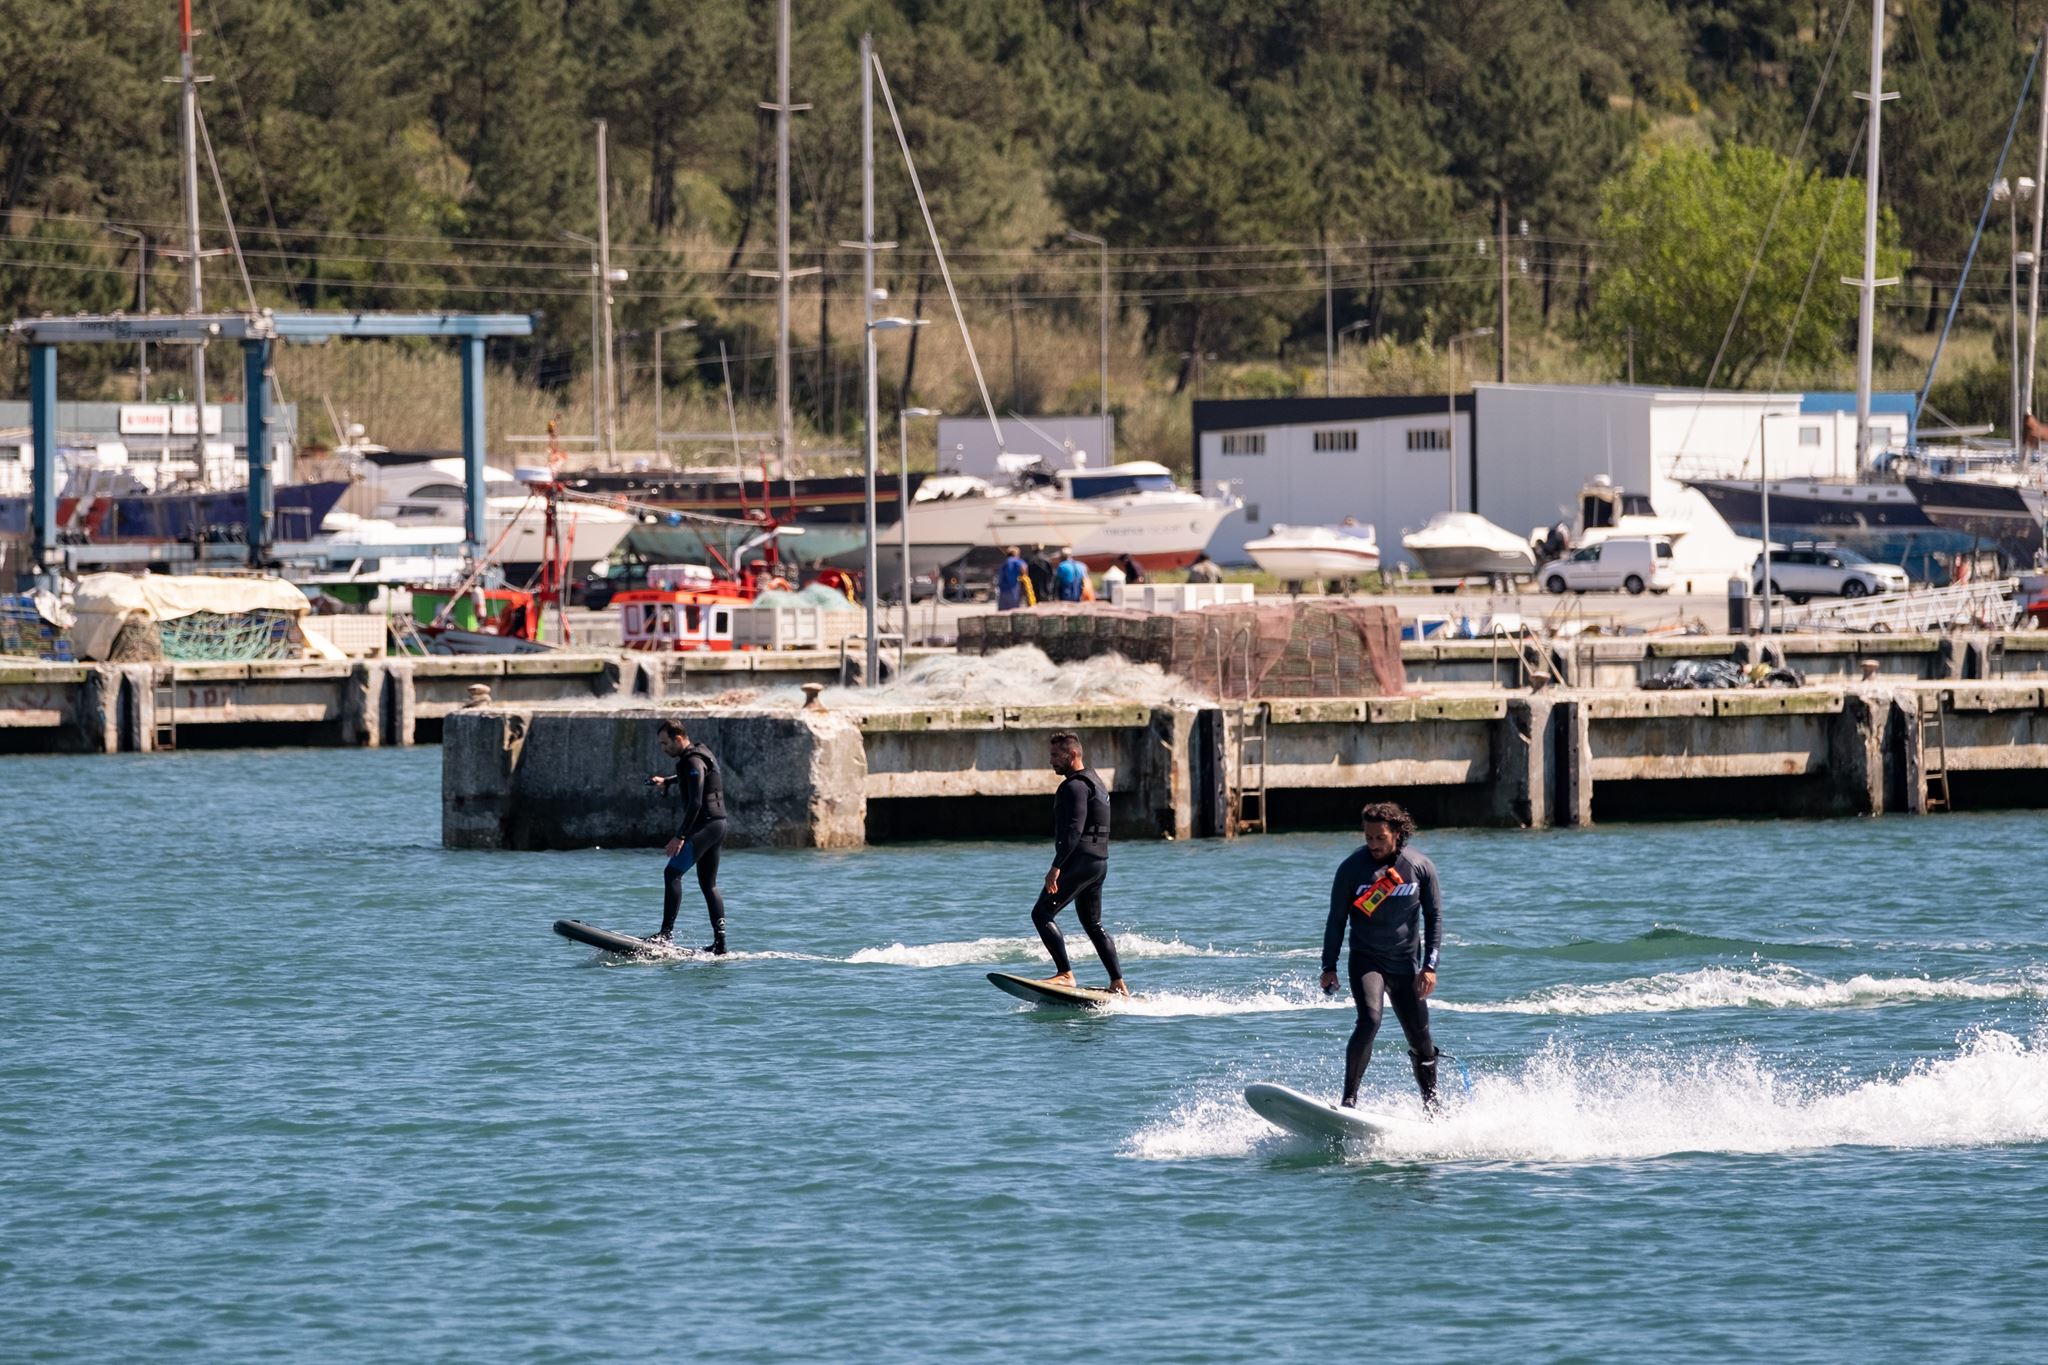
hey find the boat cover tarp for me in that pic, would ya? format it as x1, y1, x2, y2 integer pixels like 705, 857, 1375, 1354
69, 572, 342, 661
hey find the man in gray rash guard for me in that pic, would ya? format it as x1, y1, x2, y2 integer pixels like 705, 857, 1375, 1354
1319, 801, 1443, 1110
1029, 731, 1129, 994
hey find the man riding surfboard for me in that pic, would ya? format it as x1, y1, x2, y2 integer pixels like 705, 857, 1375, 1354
1030, 731, 1128, 995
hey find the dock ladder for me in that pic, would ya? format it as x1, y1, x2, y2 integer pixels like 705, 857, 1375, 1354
1230, 700, 1269, 835
1917, 689, 1952, 813
152, 669, 178, 751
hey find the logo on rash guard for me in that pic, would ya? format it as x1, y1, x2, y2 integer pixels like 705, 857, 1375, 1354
1352, 868, 1404, 918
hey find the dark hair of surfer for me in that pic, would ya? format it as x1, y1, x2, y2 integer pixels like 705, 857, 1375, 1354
1049, 730, 1080, 757
1360, 801, 1415, 847
658, 718, 689, 740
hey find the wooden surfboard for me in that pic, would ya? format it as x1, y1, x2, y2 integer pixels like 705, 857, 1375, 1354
986, 971, 1134, 1009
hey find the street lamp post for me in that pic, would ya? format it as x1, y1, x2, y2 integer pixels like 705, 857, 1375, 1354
652, 319, 697, 456
1445, 328, 1493, 512
864, 317, 926, 682
898, 406, 942, 638
1338, 318, 1371, 373
1066, 228, 1109, 462
104, 225, 150, 400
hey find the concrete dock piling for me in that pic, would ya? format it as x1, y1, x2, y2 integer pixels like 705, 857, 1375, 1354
436, 680, 2048, 850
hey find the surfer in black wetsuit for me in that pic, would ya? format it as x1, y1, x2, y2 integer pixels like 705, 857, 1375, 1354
1319, 801, 1443, 1110
649, 718, 729, 953
1031, 731, 1128, 994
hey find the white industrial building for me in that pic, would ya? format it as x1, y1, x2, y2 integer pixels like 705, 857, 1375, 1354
1190, 395, 1472, 567
1193, 384, 1914, 581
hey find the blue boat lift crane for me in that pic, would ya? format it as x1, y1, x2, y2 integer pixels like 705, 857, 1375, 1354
9, 309, 536, 586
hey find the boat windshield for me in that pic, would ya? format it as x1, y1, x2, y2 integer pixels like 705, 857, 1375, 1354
1066, 472, 1177, 499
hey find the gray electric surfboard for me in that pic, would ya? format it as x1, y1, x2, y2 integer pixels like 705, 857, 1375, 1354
554, 919, 677, 958
1243, 1082, 1406, 1143
986, 971, 1133, 1009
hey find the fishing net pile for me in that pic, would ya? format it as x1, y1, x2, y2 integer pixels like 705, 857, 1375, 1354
67, 573, 345, 663
956, 600, 1406, 699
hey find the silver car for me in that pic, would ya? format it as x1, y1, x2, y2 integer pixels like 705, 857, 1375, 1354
1751, 544, 1910, 603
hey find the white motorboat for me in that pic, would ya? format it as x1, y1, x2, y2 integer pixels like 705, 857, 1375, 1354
299, 510, 467, 585
883, 460, 1240, 573
1400, 511, 1537, 579
366, 457, 633, 580
1244, 522, 1381, 580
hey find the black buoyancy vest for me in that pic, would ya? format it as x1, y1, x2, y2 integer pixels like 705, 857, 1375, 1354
1063, 767, 1112, 859
678, 743, 727, 829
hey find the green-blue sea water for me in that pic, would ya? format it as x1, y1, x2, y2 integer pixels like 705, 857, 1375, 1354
4, 747, 2045, 1362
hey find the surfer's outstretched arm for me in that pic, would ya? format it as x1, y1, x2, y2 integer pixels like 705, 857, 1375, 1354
1319, 862, 1352, 992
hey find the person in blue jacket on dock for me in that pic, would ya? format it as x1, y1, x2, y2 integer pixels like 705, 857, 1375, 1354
997, 545, 1035, 611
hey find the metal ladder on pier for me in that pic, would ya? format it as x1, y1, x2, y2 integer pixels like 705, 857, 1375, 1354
1229, 700, 1269, 835
1917, 689, 1952, 813
152, 670, 178, 751
1515, 624, 1566, 690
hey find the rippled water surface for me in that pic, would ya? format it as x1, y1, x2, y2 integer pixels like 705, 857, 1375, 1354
4, 748, 2045, 1361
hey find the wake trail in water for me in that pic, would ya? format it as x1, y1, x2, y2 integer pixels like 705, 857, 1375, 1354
1125, 1029, 2048, 1164
1445, 965, 2048, 1016
846, 933, 1230, 968
588, 946, 834, 967
1458, 925, 1848, 965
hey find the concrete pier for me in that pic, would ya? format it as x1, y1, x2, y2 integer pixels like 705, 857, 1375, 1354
0, 648, 953, 753
439, 681, 2048, 850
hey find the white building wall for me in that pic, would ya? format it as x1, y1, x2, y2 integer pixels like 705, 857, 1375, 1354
1202, 413, 1469, 566
1472, 385, 1658, 541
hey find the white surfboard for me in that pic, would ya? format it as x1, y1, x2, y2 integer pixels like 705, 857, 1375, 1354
1243, 1082, 1406, 1144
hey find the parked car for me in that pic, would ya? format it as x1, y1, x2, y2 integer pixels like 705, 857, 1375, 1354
1751, 543, 1909, 604
575, 558, 651, 610
1541, 536, 1675, 595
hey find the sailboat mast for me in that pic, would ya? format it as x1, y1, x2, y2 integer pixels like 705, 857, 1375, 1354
178, 0, 208, 457
2022, 19, 2048, 430
1853, 1, 1898, 474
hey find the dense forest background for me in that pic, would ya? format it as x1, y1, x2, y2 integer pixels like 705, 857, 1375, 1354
4, 1, 2047, 463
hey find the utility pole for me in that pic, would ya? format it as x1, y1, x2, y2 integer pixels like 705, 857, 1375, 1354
1497, 198, 1510, 384
749, 0, 816, 472
106, 225, 150, 400
1324, 241, 1335, 396
596, 119, 617, 460
1066, 229, 1109, 462
862, 32, 880, 687
775, 2, 791, 466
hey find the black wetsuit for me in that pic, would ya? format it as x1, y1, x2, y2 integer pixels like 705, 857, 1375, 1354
1030, 765, 1122, 981
661, 743, 729, 950
1321, 844, 1443, 1106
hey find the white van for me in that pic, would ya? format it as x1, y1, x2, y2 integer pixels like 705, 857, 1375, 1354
1541, 536, 1675, 595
